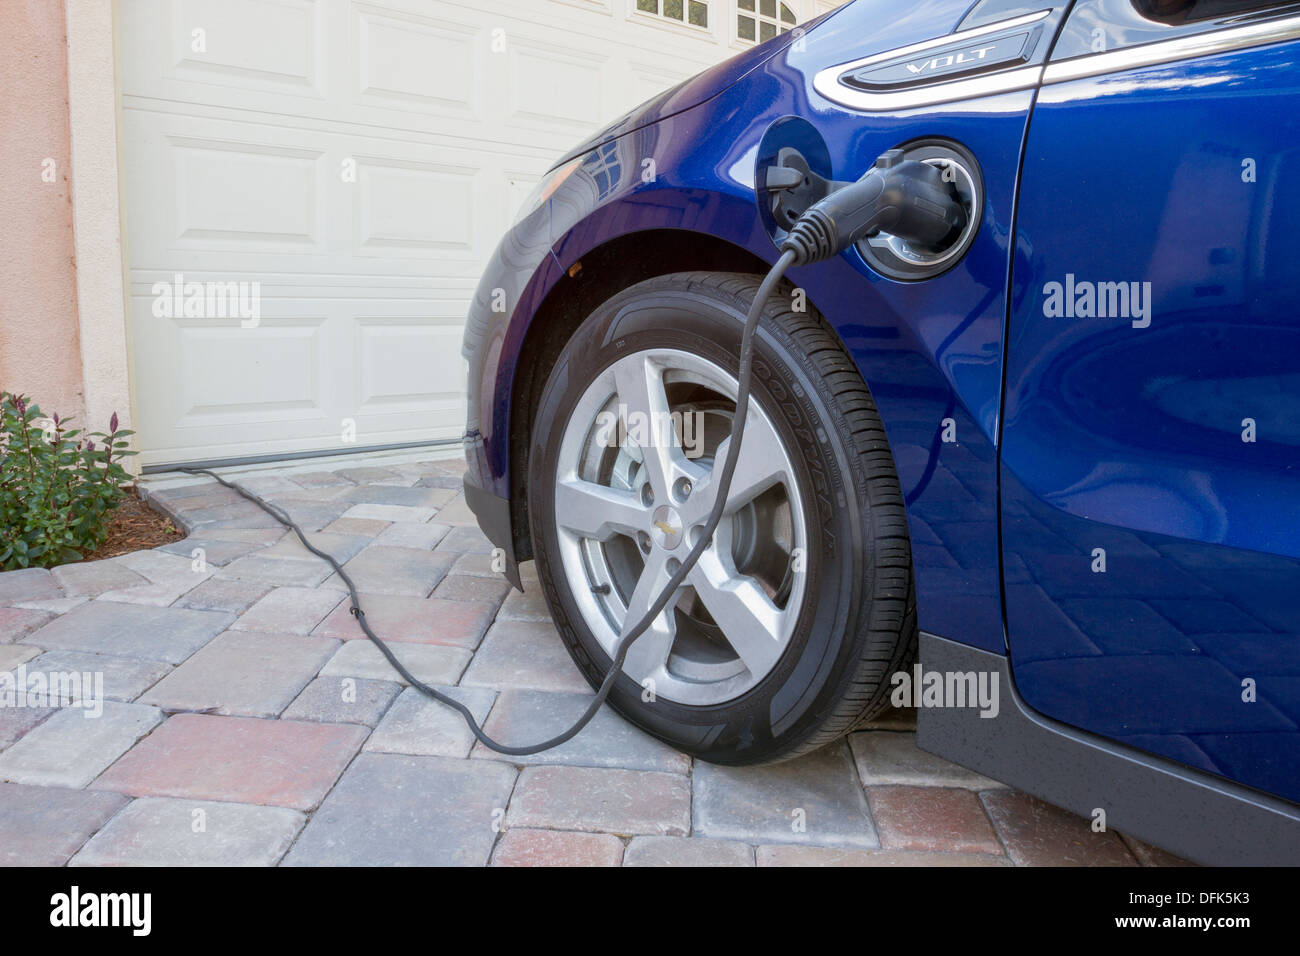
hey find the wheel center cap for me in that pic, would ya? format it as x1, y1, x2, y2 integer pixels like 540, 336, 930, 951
650, 505, 684, 551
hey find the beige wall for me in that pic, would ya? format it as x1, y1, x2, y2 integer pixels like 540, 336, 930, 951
0, 0, 87, 426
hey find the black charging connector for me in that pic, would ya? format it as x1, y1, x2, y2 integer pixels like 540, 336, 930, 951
183, 147, 967, 757
778, 149, 967, 266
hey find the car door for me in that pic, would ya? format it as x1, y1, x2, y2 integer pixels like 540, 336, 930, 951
1002, 0, 1300, 802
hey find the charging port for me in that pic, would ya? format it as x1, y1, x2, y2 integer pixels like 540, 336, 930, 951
763, 138, 983, 282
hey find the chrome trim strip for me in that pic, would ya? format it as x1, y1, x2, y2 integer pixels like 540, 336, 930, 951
812, 9, 1051, 112
1043, 12, 1300, 84
814, 66, 1043, 111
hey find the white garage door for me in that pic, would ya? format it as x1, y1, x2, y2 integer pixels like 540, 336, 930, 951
118, 0, 827, 467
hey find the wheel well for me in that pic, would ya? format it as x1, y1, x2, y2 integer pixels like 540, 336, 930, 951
507, 229, 772, 562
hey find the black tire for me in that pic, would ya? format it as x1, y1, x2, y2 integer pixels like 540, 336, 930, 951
527, 271, 916, 765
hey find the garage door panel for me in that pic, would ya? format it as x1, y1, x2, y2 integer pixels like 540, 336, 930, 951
171, 137, 326, 250
122, 111, 333, 267
355, 157, 479, 257
506, 40, 609, 130
167, 0, 327, 97
176, 318, 326, 425
131, 299, 337, 455
354, 314, 466, 413
353, 3, 482, 117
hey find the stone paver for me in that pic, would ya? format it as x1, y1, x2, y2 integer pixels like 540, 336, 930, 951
260, 499, 353, 533
283, 753, 516, 866
0, 455, 1198, 867
70, 797, 305, 867
497, 585, 551, 622
341, 503, 437, 524
0, 706, 56, 750
693, 743, 878, 848
508, 766, 690, 837
470, 689, 689, 773
312, 593, 493, 649
175, 578, 271, 614
850, 731, 1006, 790
102, 551, 213, 606
492, 829, 624, 867
154, 537, 268, 567
0, 645, 39, 671
0, 702, 162, 788
624, 837, 754, 867
460, 619, 589, 693
231, 587, 344, 635
432, 494, 476, 526
282, 677, 402, 726
0, 568, 61, 604
11, 595, 86, 614
140, 630, 337, 718
335, 466, 402, 484
21, 602, 232, 664
320, 640, 470, 686
433, 573, 510, 605
93, 713, 366, 810
323, 517, 390, 537
218, 554, 335, 588
756, 845, 1010, 866
374, 521, 450, 551
365, 685, 493, 758
450, 553, 499, 578
0, 783, 128, 866
342, 485, 452, 509
867, 786, 1003, 855
292, 471, 355, 488
0, 607, 54, 643
980, 790, 1137, 866
51, 561, 148, 598
23, 650, 171, 703
435, 526, 494, 554
254, 531, 370, 565
228, 475, 307, 498
320, 547, 454, 597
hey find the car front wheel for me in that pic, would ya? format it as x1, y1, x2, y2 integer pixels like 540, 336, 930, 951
528, 271, 915, 764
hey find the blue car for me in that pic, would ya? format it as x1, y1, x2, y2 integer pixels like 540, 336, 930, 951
461, 0, 1300, 864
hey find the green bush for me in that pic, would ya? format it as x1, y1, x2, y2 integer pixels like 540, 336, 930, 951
0, 392, 136, 570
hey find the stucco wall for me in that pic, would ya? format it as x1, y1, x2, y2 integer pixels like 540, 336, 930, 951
0, 0, 86, 426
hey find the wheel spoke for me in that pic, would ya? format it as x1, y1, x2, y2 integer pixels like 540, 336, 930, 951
688, 549, 789, 677
620, 551, 679, 683
554, 476, 644, 542
683, 409, 790, 525
611, 354, 704, 504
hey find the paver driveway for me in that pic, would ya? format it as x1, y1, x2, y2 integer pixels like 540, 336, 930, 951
0, 454, 1188, 866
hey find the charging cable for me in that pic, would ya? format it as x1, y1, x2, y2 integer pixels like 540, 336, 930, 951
180, 148, 965, 755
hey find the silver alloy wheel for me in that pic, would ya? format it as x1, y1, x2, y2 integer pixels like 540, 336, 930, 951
553, 347, 808, 706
